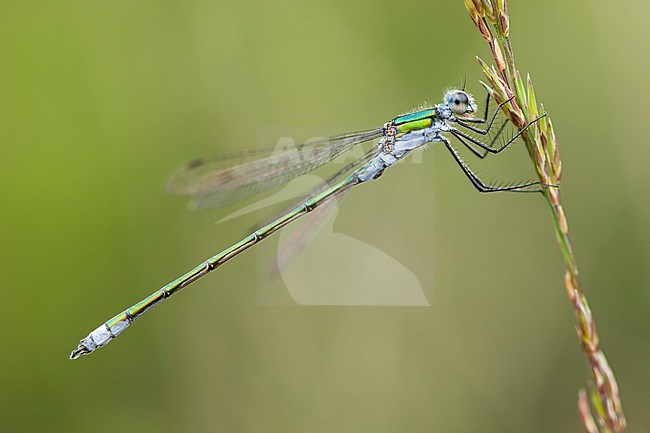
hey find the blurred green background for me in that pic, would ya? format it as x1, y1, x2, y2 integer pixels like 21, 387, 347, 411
1, 1, 648, 432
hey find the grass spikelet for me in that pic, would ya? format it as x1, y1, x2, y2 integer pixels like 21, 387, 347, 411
465, 2, 627, 432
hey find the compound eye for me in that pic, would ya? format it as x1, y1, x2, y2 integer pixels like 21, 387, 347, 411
447, 91, 471, 115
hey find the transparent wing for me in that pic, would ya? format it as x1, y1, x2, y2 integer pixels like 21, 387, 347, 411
267, 147, 379, 277
166, 128, 383, 210
268, 189, 349, 279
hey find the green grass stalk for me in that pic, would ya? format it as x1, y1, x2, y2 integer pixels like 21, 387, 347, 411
463, 1, 627, 431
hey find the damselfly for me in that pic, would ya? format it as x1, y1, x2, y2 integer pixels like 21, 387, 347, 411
70, 89, 546, 359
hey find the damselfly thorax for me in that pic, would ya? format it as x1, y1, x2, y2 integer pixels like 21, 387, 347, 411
362, 101, 467, 181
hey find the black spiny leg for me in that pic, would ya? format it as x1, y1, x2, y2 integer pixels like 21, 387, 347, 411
441, 136, 544, 193
450, 114, 546, 156
454, 117, 510, 159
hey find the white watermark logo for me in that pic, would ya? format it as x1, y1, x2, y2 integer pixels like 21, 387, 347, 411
214, 127, 432, 306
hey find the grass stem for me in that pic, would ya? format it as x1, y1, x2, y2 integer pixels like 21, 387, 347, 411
463, 1, 627, 431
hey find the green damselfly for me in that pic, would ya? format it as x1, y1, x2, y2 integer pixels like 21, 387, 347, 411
70, 89, 545, 359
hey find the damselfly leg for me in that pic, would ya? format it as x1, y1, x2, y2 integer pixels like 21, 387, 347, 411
449, 92, 512, 158
441, 136, 543, 193
453, 118, 510, 159
451, 113, 546, 156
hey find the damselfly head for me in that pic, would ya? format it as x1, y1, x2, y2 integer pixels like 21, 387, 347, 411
444, 89, 476, 116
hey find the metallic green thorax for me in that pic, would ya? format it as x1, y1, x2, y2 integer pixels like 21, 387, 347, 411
392, 108, 436, 136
